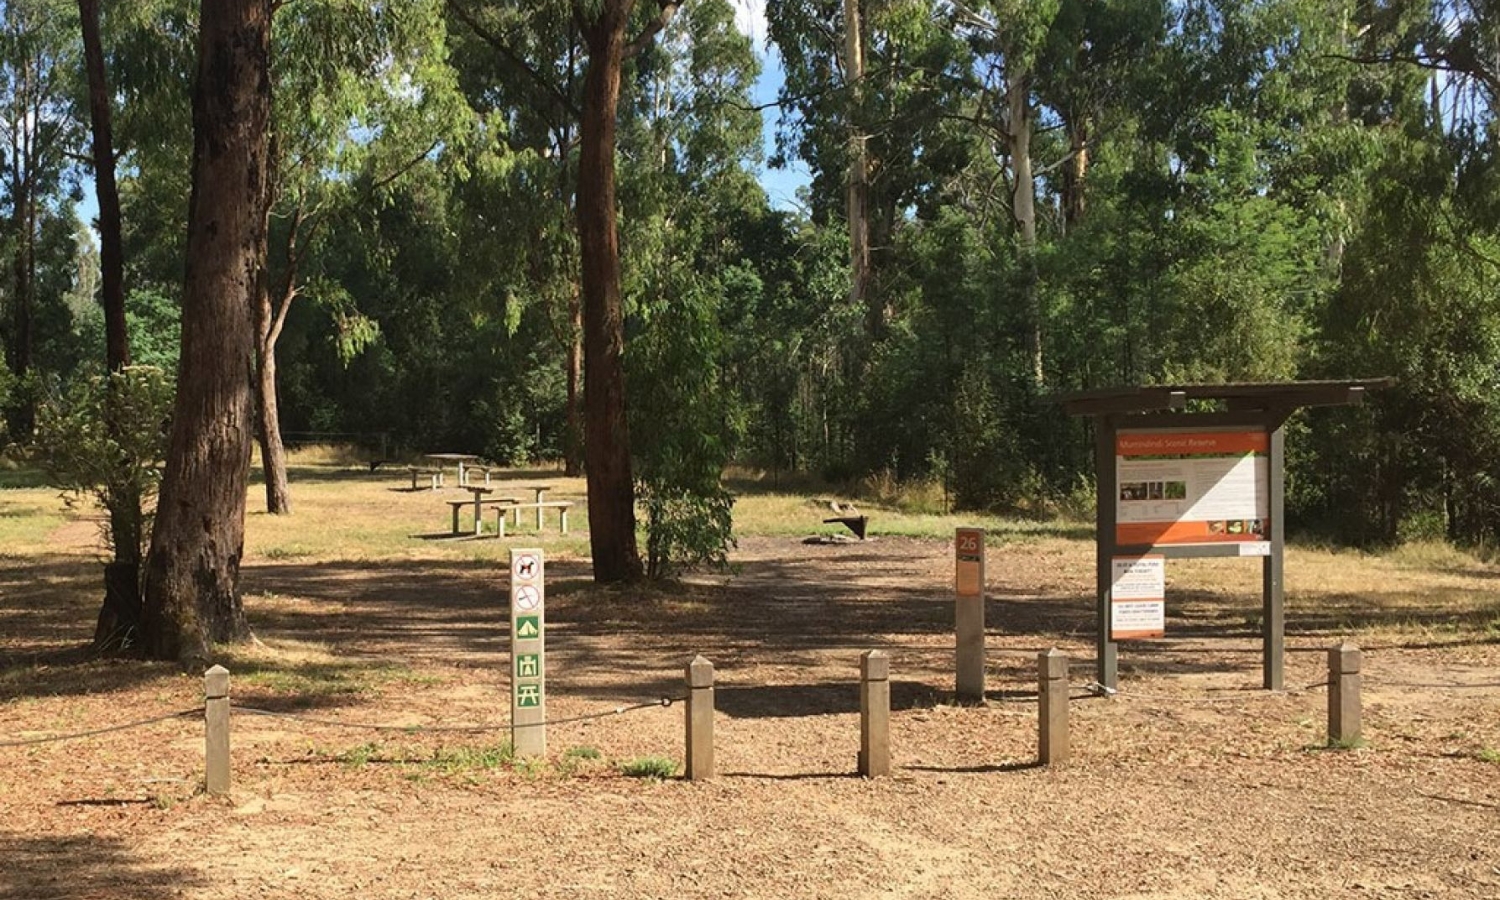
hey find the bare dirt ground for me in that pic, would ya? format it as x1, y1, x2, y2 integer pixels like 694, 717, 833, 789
3, 503, 1499, 899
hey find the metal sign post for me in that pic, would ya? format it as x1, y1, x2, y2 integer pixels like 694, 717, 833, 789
509, 548, 545, 756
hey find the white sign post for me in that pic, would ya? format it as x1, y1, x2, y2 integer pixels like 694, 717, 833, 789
509, 549, 545, 756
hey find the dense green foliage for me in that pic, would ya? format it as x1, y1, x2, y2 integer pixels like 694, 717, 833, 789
6, 0, 1500, 563
33, 365, 173, 560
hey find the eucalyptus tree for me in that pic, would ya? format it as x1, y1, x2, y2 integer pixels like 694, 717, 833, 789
0, 0, 83, 437
76, 0, 125, 372
766, 0, 966, 478
618, 0, 761, 574
255, 0, 463, 513
449, 0, 682, 583
74, 0, 147, 651
445, 2, 589, 474
140, 0, 272, 664
1295, 0, 1500, 544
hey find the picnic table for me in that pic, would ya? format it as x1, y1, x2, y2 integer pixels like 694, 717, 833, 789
424, 453, 482, 488
445, 486, 519, 536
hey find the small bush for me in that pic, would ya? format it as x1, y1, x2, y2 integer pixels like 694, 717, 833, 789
33, 365, 173, 562
619, 755, 678, 779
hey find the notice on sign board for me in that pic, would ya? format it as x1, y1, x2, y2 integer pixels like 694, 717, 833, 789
1110, 555, 1165, 640
1115, 430, 1269, 547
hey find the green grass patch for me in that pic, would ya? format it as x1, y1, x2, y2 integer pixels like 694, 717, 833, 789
336, 741, 385, 768
1477, 747, 1500, 764
421, 743, 516, 774
619, 755, 678, 779
230, 658, 413, 698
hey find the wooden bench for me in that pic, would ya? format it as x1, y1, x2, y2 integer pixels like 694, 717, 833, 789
445, 495, 519, 535
493, 500, 576, 537
406, 466, 444, 490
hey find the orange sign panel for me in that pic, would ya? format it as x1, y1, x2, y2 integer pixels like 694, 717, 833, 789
1115, 429, 1268, 547
955, 528, 984, 597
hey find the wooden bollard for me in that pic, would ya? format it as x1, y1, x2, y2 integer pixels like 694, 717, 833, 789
1038, 648, 1069, 765
685, 656, 715, 781
859, 650, 891, 777
1328, 641, 1362, 745
204, 665, 231, 795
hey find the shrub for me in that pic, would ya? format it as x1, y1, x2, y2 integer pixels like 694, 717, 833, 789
33, 366, 173, 562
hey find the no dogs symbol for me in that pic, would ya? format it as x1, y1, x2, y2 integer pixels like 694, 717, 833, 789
513, 553, 540, 581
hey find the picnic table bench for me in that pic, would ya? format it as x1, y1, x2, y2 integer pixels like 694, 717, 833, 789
445, 488, 519, 536
493, 500, 575, 537
406, 465, 445, 490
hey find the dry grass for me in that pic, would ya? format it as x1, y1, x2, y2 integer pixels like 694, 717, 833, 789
2, 453, 1499, 899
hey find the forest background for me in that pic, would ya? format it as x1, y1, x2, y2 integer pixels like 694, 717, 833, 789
1, 0, 1498, 562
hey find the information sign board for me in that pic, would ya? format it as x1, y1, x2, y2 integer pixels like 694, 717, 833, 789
1115, 430, 1269, 547
1110, 555, 1165, 640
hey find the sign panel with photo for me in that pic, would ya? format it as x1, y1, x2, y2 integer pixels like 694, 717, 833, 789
1115, 430, 1269, 547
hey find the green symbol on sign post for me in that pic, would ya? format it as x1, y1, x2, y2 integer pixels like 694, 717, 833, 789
516, 683, 542, 707
515, 615, 540, 639
516, 653, 540, 678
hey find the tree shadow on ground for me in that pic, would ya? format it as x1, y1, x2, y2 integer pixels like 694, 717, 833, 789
0, 832, 206, 900
714, 679, 944, 719
0, 648, 185, 704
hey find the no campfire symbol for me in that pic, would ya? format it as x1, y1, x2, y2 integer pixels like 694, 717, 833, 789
514, 553, 540, 581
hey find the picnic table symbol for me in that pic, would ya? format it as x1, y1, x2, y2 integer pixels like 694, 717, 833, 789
515, 585, 541, 612
516, 683, 542, 707
514, 554, 539, 580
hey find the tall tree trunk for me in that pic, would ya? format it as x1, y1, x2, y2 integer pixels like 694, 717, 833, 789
1006, 68, 1043, 387
255, 299, 291, 514
80, 0, 144, 652
565, 286, 584, 476
578, 1, 642, 583
8, 186, 33, 437
141, 0, 272, 665
254, 202, 297, 516
844, 0, 876, 340
79, 0, 127, 373
1061, 119, 1089, 234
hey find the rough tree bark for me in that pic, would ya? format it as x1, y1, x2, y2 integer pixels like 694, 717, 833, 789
140, 0, 272, 665
565, 286, 584, 476
79, 0, 127, 374
577, 0, 643, 582
80, 0, 145, 652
